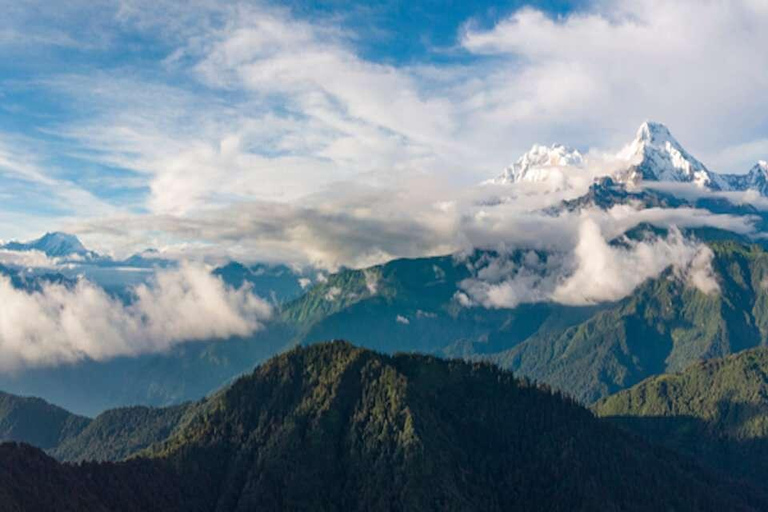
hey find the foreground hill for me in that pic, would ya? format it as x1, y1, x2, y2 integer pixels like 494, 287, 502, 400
1, 342, 765, 511
594, 347, 768, 486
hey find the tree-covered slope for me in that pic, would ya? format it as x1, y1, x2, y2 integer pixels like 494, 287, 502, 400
491, 242, 768, 403
0, 392, 90, 450
50, 404, 191, 462
280, 253, 601, 355
0, 391, 190, 463
1, 342, 767, 511
0, 443, 180, 512
144, 341, 765, 511
594, 347, 768, 486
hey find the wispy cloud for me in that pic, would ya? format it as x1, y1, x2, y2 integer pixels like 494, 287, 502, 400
2, 0, 767, 265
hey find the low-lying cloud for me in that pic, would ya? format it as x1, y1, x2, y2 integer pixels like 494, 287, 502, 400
0, 264, 271, 371
459, 218, 720, 309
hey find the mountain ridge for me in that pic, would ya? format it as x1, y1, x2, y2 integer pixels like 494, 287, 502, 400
2, 341, 767, 511
491, 121, 767, 195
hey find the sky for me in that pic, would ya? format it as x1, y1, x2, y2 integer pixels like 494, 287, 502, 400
2, 0, 768, 371
1, 0, 768, 265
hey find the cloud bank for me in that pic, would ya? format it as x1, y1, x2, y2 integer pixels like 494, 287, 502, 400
0, 264, 271, 371
459, 218, 720, 309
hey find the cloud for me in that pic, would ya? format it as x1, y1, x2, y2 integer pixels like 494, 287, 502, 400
0, 263, 271, 371
551, 219, 717, 305
460, 218, 720, 309
461, 0, 768, 166
0, 249, 59, 269
3, 0, 768, 273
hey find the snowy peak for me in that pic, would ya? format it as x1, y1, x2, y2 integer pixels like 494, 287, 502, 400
1, 232, 96, 259
750, 160, 768, 177
718, 161, 768, 196
635, 121, 676, 146
616, 121, 716, 188
490, 144, 584, 184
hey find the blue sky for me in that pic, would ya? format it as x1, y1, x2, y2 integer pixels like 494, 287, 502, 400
1, 0, 767, 263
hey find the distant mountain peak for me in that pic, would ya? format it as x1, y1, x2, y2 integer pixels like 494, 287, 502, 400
0, 231, 95, 259
489, 143, 584, 184
616, 121, 716, 188
634, 120, 675, 145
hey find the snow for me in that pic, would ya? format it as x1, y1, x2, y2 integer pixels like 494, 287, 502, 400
488, 144, 584, 185
488, 121, 768, 196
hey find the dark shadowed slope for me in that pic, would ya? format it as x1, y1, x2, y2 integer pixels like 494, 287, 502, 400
595, 347, 768, 487
1, 342, 766, 511
0, 392, 89, 450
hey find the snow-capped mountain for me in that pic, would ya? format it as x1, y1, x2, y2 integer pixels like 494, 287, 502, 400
490, 121, 768, 195
489, 144, 584, 185
719, 161, 768, 196
615, 121, 720, 188
1, 232, 98, 259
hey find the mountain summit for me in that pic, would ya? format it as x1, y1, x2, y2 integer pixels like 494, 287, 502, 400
1, 232, 96, 259
615, 121, 719, 188
491, 121, 767, 195
489, 144, 584, 185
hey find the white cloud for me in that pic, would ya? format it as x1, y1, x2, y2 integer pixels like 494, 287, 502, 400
0, 249, 59, 269
551, 219, 716, 305
3, 0, 768, 274
460, 218, 721, 309
460, 0, 768, 164
0, 263, 271, 371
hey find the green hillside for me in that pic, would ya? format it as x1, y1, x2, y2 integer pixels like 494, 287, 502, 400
280, 252, 601, 355
491, 242, 768, 402
51, 404, 192, 462
2, 342, 766, 511
0, 392, 90, 450
594, 347, 768, 485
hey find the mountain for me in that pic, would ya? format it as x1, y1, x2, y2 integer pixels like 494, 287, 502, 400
0, 443, 180, 512
50, 404, 191, 462
488, 241, 768, 403
720, 160, 768, 196
8, 237, 768, 416
279, 252, 602, 355
615, 121, 721, 187
1, 232, 98, 259
491, 121, 768, 196
0, 392, 89, 450
0, 389, 193, 463
488, 144, 584, 185
2, 341, 767, 511
214, 261, 310, 304
594, 347, 768, 488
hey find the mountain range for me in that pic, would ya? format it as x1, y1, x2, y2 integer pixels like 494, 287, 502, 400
0, 122, 766, 417
491, 121, 768, 194
1, 342, 766, 511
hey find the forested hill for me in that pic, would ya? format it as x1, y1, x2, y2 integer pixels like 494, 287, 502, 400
595, 347, 768, 487
1, 342, 766, 511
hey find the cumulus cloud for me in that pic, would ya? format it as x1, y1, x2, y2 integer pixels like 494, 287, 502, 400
0, 263, 271, 371
551, 219, 717, 304
460, 218, 720, 309
0, 249, 59, 269
2, 0, 766, 309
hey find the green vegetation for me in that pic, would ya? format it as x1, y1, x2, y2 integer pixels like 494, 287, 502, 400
594, 346, 768, 486
491, 242, 768, 403
51, 404, 192, 462
0, 391, 89, 450
3, 342, 767, 510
